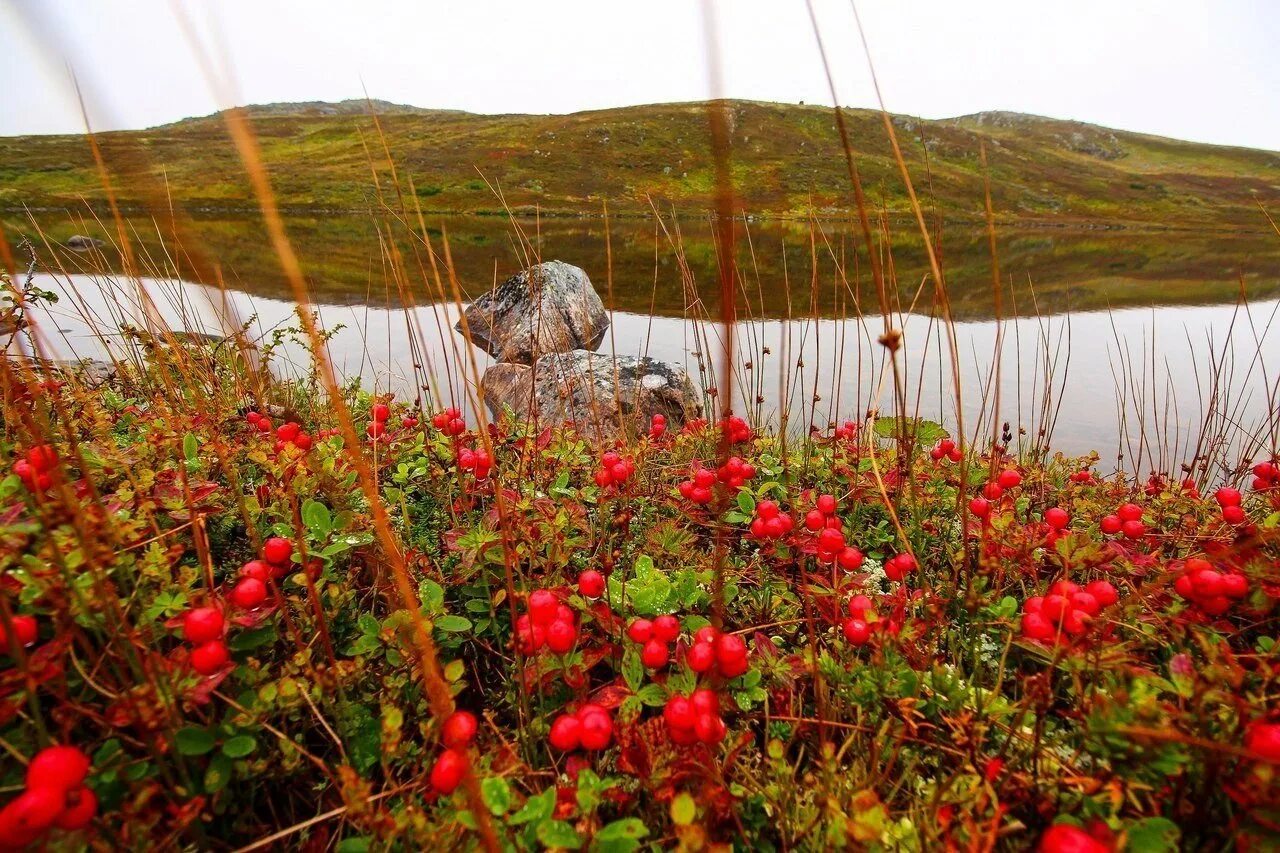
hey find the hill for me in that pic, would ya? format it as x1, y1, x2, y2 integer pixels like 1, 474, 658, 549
1, 99, 1276, 225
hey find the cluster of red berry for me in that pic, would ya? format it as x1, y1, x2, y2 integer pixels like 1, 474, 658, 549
805, 496, 864, 570
230, 536, 294, 609
1099, 503, 1147, 538
0, 745, 96, 845
548, 703, 614, 752
516, 590, 578, 655
649, 413, 667, 439
366, 402, 394, 439
456, 446, 493, 479
181, 607, 230, 675
1173, 558, 1249, 616
273, 422, 313, 452
0, 613, 37, 651
428, 710, 478, 795
833, 420, 857, 441
1245, 721, 1280, 763
716, 456, 756, 490
842, 594, 878, 645
676, 466, 717, 505
1250, 460, 1279, 491
244, 411, 274, 433
883, 552, 918, 582
593, 451, 635, 489
928, 438, 962, 463
1069, 469, 1095, 484
663, 689, 726, 745
720, 415, 753, 444
1215, 487, 1247, 525
430, 407, 466, 436
1020, 579, 1118, 643
749, 500, 794, 540
13, 444, 57, 493
626, 615, 681, 669
684, 625, 749, 678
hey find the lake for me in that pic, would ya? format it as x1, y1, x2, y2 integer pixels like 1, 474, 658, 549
4, 211, 1278, 468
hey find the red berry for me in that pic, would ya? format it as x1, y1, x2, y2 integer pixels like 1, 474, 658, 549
641, 638, 670, 669
663, 696, 696, 731
652, 615, 680, 643
366, 421, 386, 438
1021, 612, 1054, 641
262, 537, 293, 565
577, 570, 605, 598
626, 618, 654, 644
230, 578, 267, 609
54, 786, 97, 830
430, 748, 467, 794
969, 497, 990, 517
818, 527, 845, 552
371, 403, 391, 422
756, 500, 779, 520
0, 614, 37, 650
528, 590, 558, 626
686, 641, 716, 673
1045, 508, 1070, 530
276, 422, 300, 442
578, 709, 613, 750
804, 510, 825, 531
1214, 487, 1242, 507
182, 607, 224, 644
715, 633, 747, 670
26, 745, 90, 793
1084, 580, 1118, 608
1100, 514, 1122, 535
1120, 519, 1146, 539
1117, 502, 1143, 522
545, 619, 577, 654
240, 560, 270, 581
442, 711, 478, 747
549, 714, 582, 751
1222, 505, 1246, 525
837, 546, 864, 572
690, 688, 719, 716
694, 712, 727, 744
1037, 823, 1109, 853
997, 469, 1022, 490
816, 494, 837, 515
191, 640, 230, 675
848, 595, 874, 618
0, 787, 64, 841
1247, 722, 1280, 763
842, 618, 871, 645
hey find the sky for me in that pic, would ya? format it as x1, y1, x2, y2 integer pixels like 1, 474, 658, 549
2, 0, 1278, 150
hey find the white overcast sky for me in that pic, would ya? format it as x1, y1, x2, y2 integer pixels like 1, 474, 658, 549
2, 0, 1277, 150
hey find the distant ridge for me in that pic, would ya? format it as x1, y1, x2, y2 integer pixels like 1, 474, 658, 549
2, 98, 1276, 225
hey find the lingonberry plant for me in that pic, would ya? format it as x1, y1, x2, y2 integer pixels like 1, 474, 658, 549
2, 339, 1279, 851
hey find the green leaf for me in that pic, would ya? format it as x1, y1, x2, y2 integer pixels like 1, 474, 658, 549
204, 752, 233, 793
335, 838, 372, 853
435, 615, 472, 633
1126, 817, 1179, 851
419, 579, 445, 613
183, 432, 199, 463
736, 491, 755, 515
510, 786, 555, 825
594, 818, 648, 852
358, 613, 380, 635
302, 499, 332, 534
480, 776, 512, 815
175, 727, 216, 756
671, 792, 696, 826
537, 819, 582, 850
221, 735, 257, 759
621, 647, 644, 693
636, 683, 668, 707
229, 625, 277, 652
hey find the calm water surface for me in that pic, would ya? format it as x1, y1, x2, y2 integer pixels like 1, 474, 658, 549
6, 212, 1278, 467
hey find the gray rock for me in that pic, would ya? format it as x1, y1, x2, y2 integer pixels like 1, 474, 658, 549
481, 349, 702, 439
65, 235, 104, 252
457, 260, 608, 364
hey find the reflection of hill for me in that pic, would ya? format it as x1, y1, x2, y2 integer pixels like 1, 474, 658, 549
2, 100, 1277, 225
4, 212, 1275, 322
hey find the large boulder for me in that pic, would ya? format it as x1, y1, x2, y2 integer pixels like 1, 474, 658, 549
457, 260, 608, 364
481, 349, 702, 439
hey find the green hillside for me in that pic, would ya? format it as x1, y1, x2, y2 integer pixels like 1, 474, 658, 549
1, 99, 1277, 225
